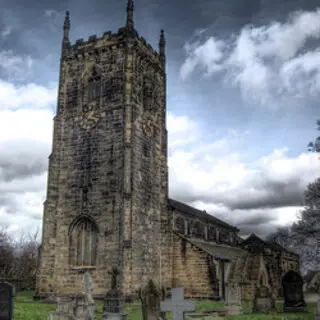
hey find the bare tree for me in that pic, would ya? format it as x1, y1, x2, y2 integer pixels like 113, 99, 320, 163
0, 226, 40, 289
266, 226, 293, 248
12, 228, 40, 280
0, 226, 15, 277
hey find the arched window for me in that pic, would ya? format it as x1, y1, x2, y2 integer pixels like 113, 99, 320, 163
87, 70, 101, 102
69, 216, 98, 267
82, 64, 102, 104
143, 77, 154, 112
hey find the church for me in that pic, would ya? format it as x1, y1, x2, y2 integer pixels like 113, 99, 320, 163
35, 1, 300, 301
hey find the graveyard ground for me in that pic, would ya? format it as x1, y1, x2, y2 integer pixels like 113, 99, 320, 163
14, 291, 316, 320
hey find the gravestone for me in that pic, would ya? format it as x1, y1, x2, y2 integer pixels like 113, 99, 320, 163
282, 270, 307, 313
0, 281, 15, 320
48, 271, 95, 320
47, 296, 76, 320
253, 285, 275, 313
160, 287, 195, 320
139, 280, 163, 320
225, 282, 242, 316
102, 268, 127, 320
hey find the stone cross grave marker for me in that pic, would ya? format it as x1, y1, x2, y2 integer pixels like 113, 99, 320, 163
0, 281, 15, 320
160, 287, 195, 320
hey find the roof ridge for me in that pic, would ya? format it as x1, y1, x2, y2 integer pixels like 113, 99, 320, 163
169, 198, 238, 231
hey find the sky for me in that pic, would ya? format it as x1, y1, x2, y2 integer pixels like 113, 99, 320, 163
1, 0, 320, 239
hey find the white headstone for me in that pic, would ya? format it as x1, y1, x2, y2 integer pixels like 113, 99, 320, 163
226, 282, 241, 305
160, 288, 196, 320
226, 282, 242, 316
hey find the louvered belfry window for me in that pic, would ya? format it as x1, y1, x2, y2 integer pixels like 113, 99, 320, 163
69, 217, 97, 267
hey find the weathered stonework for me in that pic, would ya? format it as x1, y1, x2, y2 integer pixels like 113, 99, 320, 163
36, 6, 169, 299
36, 3, 301, 302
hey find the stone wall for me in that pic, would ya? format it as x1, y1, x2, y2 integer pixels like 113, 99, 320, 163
123, 39, 168, 296
36, 27, 169, 299
172, 233, 221, 299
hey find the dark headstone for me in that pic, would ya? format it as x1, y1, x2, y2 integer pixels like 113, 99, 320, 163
139, 280, 163, 320
0, 281, 15, 320
102, 268, 127, 319
102, 289, 120, 314
282, 270, 307, 313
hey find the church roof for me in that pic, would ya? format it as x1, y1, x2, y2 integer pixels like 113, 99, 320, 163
241, 233, 298, 256
168, 198, 238, 231
176, 233, 246, 261
188, 237, 246, 261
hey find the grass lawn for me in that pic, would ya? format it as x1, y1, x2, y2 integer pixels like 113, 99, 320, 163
14, 291, 316, 320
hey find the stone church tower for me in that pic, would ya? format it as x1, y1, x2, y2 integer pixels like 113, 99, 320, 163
36, 1, 172, 299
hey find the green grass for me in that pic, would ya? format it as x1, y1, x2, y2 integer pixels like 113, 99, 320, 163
13, 291, 316, 320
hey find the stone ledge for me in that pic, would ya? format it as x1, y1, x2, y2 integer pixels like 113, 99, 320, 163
70, 266, 96, 273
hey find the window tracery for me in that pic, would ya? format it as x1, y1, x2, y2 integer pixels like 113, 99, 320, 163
69, 216, 98, 267
143, 77, 154, 112
207, 226, 217, 241
192, 221, 205, 238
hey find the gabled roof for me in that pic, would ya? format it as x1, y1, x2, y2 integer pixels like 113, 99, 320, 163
241, 233, 298, 256
168, 198, 238, 231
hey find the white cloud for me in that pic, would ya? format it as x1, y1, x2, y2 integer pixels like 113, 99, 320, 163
167, 114, 320, 236
0, 55, 55, 238
180, 8, 320, 107
0, 80, 57, 110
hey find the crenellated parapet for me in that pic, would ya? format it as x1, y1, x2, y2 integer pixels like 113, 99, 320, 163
62, 30, 164, 72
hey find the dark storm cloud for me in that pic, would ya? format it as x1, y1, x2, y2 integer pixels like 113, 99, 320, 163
226, 180, 304, 210
235, 214, 277, 227
197, 0, 319, 29
0, 142, 48, 182
237, 223, 277, 238
0, 160, 47, 182
171, 176, 304, 212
